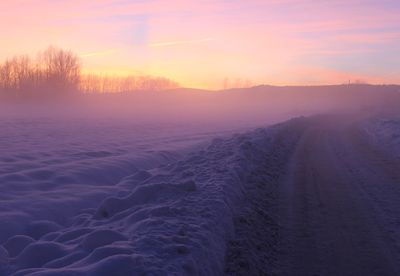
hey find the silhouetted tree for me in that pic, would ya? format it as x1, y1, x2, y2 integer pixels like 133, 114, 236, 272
0, 46, 178, 98
79, 74, 179, 93
0, 47, 81, 98
37, 47, 81, 92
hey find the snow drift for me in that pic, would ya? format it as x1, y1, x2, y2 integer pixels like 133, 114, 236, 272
363, 117, 400, 159
0, 116, 311, 275
1, 84, 400, 275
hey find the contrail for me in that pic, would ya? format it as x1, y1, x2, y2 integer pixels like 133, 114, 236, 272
149, 38, 214, 47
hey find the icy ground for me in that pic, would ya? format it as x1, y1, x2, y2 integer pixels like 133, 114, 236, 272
0, 117, 244, 275
0, 118, 237, 235
363, 117, 400, 158
1, 114, 400, 275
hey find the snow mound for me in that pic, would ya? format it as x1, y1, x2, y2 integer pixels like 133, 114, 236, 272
1, 117, 309, 275
363, 117, 400, 158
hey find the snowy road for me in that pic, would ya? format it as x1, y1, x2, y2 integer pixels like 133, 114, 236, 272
3, 115, 400, 275
278, 116, 400, 275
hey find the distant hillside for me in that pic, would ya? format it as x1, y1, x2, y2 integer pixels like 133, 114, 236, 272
1, 84, 399, 126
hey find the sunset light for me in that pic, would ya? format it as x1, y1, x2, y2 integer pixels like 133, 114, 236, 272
2, 1, 400, 275
1, 0, 400, 89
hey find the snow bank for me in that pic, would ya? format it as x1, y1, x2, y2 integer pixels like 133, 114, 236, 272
1, 117, 309, 275
0, 118, 237, 244
362, 117, 400, 158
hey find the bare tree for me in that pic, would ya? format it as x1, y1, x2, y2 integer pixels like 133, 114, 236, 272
0, 46, 178, 97
0, 60, 12, 90
38, 46, 81, 92
79, 74, 179, 93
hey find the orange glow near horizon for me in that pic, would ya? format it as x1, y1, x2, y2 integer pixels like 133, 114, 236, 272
1, 0, 400, 89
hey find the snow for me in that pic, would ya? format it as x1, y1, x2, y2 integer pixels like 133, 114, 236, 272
0, 111, 310, 275
0, 116, 245, 274
363, 117, 400, 158
0, 118, 236, 236
272, 114, 400, 275
1, 86, 400, 275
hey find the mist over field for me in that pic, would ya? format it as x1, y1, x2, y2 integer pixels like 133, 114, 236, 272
2, 83, 400, 124
2, 0, 400, 275
1, 47, 398, 127
2, 82, 400, 275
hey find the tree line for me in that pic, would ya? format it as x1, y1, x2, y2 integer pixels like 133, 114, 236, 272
0, 47, 179, 98
80, 74, 179, 93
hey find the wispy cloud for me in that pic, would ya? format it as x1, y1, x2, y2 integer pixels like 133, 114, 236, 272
149, 38, 214, 48
80, 49, 117, 58
2, 0, 400, 88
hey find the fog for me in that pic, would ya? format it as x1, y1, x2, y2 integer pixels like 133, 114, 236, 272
1, 45, 398, 129
1, 84, 399, 130
2, 84, 400, 275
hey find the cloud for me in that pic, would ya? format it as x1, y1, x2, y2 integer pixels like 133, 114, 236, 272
80, 49, 118, 58
149, 38, 214, 48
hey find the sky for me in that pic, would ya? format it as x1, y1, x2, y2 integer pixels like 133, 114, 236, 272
1, 0, 400, 89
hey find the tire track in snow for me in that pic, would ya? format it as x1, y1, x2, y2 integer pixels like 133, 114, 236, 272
277, 116, 400, 276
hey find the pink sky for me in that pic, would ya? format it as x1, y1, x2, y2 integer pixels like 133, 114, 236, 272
1, 0, 400, 89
